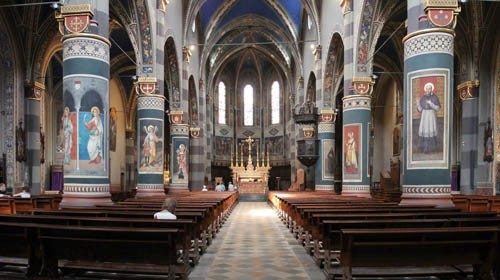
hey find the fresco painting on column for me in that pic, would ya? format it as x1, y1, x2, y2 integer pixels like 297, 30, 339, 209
343, 124, 362, 181
172, 138, 188, 182
409, 70, 448, 169
139, 119, 163, 173
322, 139, 335, 180
78, 106, 105, 173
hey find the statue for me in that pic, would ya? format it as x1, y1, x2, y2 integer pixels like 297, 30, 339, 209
16, 121, 26, 162
484, 118, 493, 162
40, 126, 45, 164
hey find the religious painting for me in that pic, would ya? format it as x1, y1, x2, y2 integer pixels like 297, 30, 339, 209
322, 139, 335, 180
343, 124, 362, 182
367, 123, 373, 178
172, 138, 188, 183
61, 92, 77, 169
139, 119, 163, 173
109, 107, 117, 152
265, 136, 284, 156
215, 137, 233, 159
78, 106, 105, 171
408, 69, 449, 169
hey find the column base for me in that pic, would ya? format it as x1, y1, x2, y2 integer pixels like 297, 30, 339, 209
400, 195, 453, 207
168, 185, 190, 193
341, 185, 371, 198
135, 184, 166, 198
60, 192, 113, 208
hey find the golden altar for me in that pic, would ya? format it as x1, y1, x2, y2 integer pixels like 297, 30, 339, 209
230, 136, 270, 195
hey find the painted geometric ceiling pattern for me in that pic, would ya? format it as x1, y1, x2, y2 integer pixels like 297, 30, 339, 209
199, 0, 302, 34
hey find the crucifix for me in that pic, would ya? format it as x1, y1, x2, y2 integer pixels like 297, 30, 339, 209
244, 136, 254, 167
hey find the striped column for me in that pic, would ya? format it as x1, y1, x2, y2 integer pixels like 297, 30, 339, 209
342, 88, 372, 197
125, 129, 136, 191
457, 81, 479, 195
59, 2, 112, 207
189, 78, 206, 191
136, 77, 166, 198
24, 82, 44, 195
315, 109, 336, 191
402, 0, 460, 202
170, 117, 190, 192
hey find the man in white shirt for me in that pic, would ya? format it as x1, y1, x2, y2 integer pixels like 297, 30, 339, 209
202, 185, 208, 191
215, 183, 225, 192
228, 182, 235, 191
13, 187, 31, 198
154, 197, 177, 220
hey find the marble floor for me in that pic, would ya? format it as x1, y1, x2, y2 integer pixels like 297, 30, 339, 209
189, 202, 324, 280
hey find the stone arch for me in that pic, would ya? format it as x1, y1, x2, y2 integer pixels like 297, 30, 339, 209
306, 71, 316, 103
164, 37, 181, 110
324, 33, 344, 108
188, 75, 198, 125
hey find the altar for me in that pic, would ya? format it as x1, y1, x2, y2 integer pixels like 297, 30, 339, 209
230, 136, 270, 196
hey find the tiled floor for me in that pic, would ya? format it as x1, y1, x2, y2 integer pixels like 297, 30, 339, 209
190, 202, 324, 280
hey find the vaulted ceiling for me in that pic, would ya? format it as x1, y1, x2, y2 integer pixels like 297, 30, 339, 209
193, 0, 306, 89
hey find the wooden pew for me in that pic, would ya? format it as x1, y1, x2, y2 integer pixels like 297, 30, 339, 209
338, 227, 499, 280
38, 224, 184, 279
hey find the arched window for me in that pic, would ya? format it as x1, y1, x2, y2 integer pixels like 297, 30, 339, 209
271, 81, 280, 124
244, 84, 253, 126
218, 81, 226, 124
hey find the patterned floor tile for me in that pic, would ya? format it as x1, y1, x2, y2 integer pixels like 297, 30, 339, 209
189, 202, 324, 279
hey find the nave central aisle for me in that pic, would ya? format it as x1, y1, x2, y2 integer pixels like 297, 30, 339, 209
190, 202, 323, 280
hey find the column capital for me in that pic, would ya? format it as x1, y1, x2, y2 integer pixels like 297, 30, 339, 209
319, 108, 338, 123
424, 0, 461, 29
169, 111, 184, 124
134, 76, 159, 96
457, 80, 480, 101
352, 76, 375, 95
56, 4, 94, 35
24, 81, 45, 100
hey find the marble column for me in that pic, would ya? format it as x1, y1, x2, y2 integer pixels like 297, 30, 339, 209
170, 111, 189, 192
58, 2, 112, 206
341, 77, 374, 197
135, 77, 166, 198
24, 82, 44, 195
315, 109, 336, 191
401, 0, 460, 203
457, 81, 480, 195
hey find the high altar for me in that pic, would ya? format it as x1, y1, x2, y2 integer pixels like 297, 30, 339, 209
230, 136, 270, 195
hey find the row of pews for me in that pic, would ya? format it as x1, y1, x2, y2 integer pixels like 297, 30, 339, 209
268, 191, 500, 280
0, 191, 238, 279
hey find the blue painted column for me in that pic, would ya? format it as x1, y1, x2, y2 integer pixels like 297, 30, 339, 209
315, 109, 336, 191
342, 91, 372, 197
24, 82, 44, 195
136, 77, 166, 198
169, 112, 190, 192
402, 0, 460, 202
58, 2, 112, 206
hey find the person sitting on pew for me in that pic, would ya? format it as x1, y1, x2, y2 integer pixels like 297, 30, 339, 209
202, 185, 208, 191
0, 183, 10, 197
154, 198, 177, 220
13, 186, 31, 198
215, 182, 225, 192
228, 181, 235, 191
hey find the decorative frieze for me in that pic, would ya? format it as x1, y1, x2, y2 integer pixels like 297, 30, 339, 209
63, 37, 110, 63
63, 184, 110, 193
137, 95, 165, 111
404, 31, 454, 60
402, 185, 451, 196
343, 95, 371, 111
